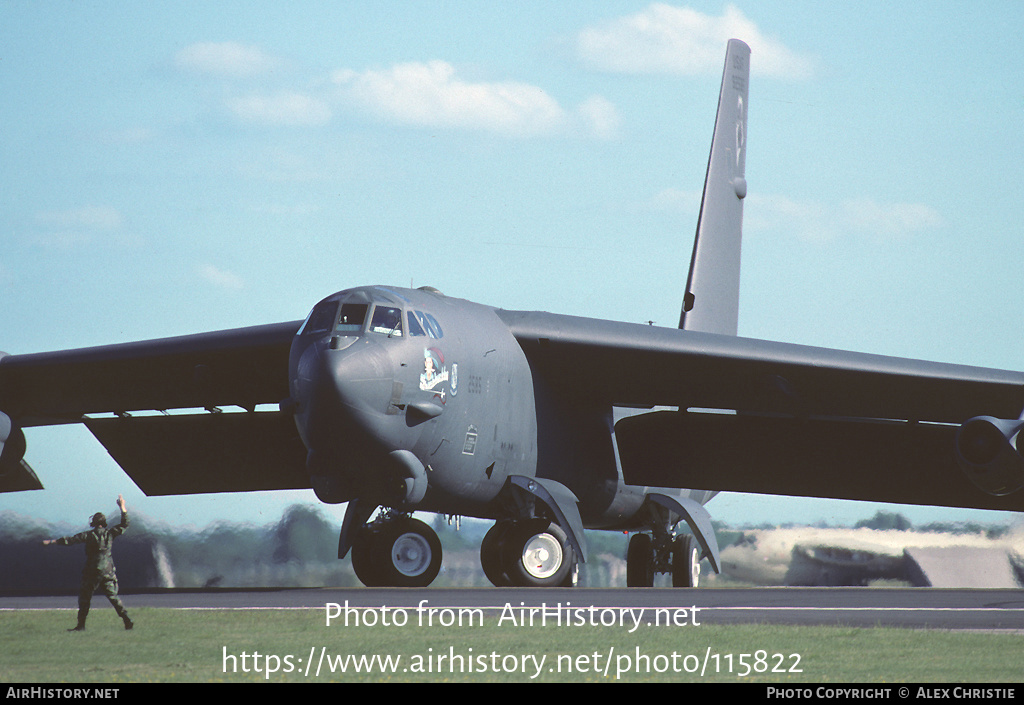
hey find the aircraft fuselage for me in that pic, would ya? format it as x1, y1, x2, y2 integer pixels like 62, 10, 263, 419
288, 285, 651, 529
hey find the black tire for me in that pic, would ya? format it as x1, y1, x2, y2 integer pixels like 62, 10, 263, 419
353, 518, 442, 587
671, 534, 700, 588
480, 521, 512, 587
626, 533, 655, 587
351, 526, 385, 587
502, 519, 574, 587
560, 557, 579, 587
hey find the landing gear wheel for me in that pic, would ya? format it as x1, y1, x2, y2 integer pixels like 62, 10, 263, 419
626, 533, 655, 586
387, 518, 442, 586
481, 521, 512, 587
671, 534, 700, 588
502, 520, 574, 587
351, 527, 384, 587
352, 517, 442, 587
561, 558, 579, 587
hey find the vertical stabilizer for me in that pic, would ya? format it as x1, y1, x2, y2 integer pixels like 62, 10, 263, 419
678, 39, 750, 335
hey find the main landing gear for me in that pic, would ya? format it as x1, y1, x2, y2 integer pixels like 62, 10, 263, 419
350, 513, 442, 588
346, 512, 578, 588
481, 519, 578, 587
626, 531, 700, 587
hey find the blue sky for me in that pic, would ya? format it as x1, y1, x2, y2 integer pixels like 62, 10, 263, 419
2, 1, 1023, 531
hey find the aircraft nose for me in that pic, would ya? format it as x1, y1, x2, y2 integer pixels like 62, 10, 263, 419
326, 342, 396, 414
291, 337, 397, 453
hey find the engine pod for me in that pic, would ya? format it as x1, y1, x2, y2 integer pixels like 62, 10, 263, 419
955, 416, 1024, 496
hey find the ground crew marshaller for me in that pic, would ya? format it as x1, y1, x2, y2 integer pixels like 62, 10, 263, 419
43, 494, 134, 631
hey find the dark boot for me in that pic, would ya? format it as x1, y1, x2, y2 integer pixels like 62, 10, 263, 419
68, 610, 87, 632
113, 599, 132, 630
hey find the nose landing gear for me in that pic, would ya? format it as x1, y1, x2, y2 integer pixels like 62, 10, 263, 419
350, 514, 442, 587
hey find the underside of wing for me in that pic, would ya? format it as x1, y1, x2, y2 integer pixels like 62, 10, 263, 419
86, 411, 309, 495
501, 310, 1024, 511
0, 321, 307, 495
614, 411, 1024, 511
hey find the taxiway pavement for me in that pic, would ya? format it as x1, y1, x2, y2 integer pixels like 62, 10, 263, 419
3, 587, 1023, 630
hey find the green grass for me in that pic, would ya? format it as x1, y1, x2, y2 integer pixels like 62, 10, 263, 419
0, 608, 1020, 683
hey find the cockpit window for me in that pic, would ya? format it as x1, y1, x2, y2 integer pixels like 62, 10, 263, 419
407, 311, 427, 337
369, 306, 403, 336
411, 310, 444, 338
299, 300, 339, 336
336, 303, 368, 334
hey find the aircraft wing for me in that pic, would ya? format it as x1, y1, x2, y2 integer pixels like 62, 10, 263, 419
500, 310, 1024, 512
0, 321, 310, 495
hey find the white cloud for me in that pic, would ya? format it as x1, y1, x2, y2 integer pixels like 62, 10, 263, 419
577, 3, 815, 80
841, 198, 945, 238
746, 194, 945, 242
175, 42, 281, 78
576, 95, 621, 139
332, 60, 616, 138
646, 189, 944, 242
175, 45, 617, 138
197, 264, 245, 290
173, 42, 618, 138
226, 91, 332, 126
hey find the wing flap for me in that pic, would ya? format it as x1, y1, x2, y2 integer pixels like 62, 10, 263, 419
616, 410, 1024, 512
0, 459, 44, 493
86, 411, 309, 495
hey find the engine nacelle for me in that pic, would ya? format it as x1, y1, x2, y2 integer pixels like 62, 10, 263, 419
309, 449, 427, 507
0, 411, 27, 477
955, 416, 1024, 496
386, 450, 428, 507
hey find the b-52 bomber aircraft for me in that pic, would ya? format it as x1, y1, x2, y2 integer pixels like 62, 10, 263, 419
3, 40, 1024, 588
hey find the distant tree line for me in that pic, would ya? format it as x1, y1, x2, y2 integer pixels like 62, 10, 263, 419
0, 505, 1013, 594
854, 510, 1011, 538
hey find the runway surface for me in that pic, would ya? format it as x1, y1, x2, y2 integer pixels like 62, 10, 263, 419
4, 587, 1024, 630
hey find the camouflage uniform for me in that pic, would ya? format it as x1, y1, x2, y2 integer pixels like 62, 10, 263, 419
54, 509, 133, 630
